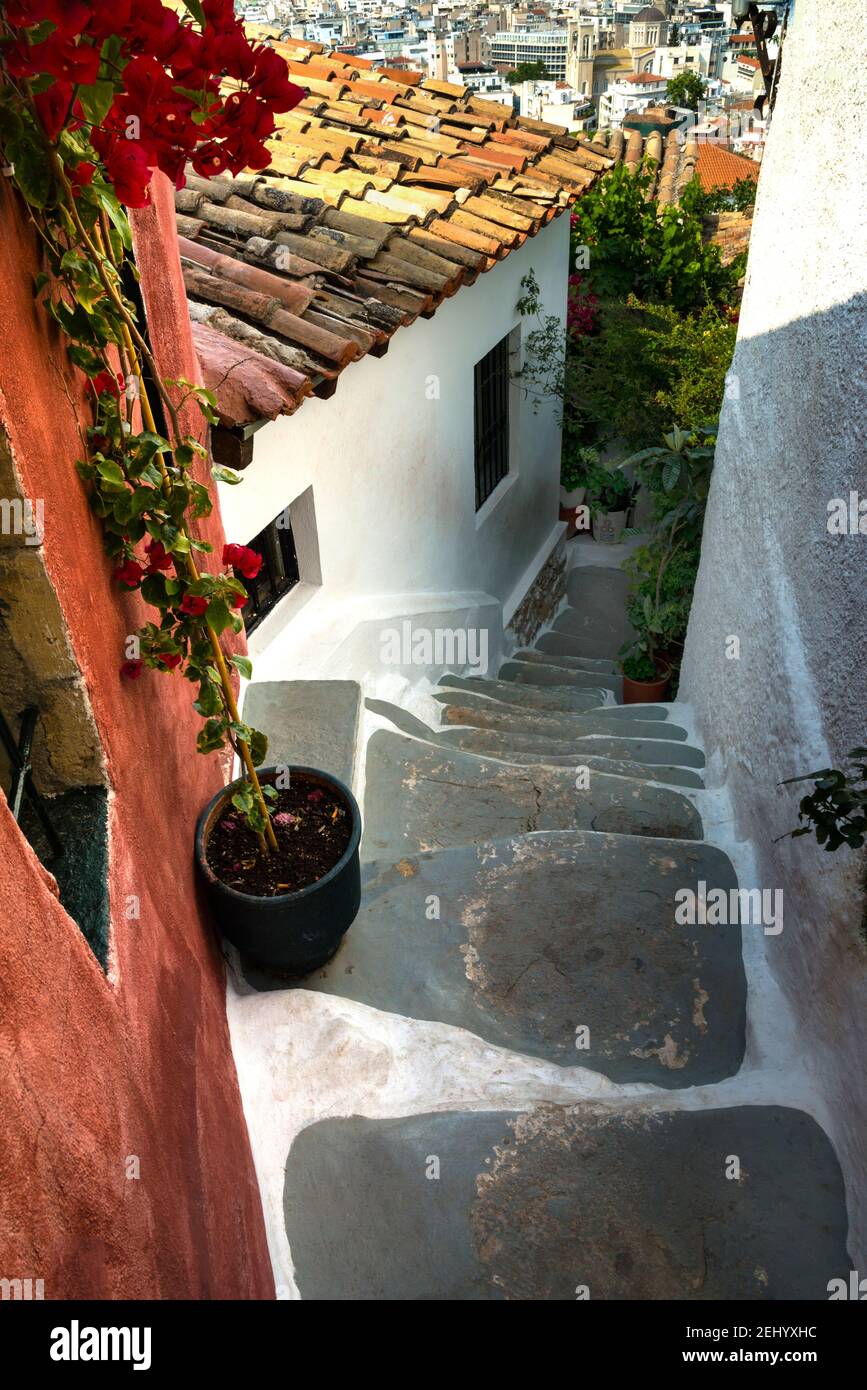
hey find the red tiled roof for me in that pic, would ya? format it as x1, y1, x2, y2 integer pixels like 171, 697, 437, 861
695, 143, 760, 193
618, 72, 668, 85
738, 56, 762, 69
179, 39, 619, 424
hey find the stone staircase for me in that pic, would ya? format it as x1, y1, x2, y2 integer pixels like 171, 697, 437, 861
236, 564, 852, 1300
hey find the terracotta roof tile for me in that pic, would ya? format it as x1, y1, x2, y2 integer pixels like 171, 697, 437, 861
182, 39, 632, 425
695, 143, 760, 193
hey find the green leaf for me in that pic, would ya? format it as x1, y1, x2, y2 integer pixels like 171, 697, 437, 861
197, 717, 227, 755
194, 680, 222, 717
8, 128, 52, 208
206, 597, 233, 635
77, 80, 115, 129
212, 464, 243, 485
141, 573, 170, 609
249, 729, 268, 767
96, 459, 126, 486
182, 1, 207, 28
231, 654, 253, 680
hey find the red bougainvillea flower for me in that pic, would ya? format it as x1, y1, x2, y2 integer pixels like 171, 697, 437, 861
156, 651, 183, 669
33, 82, 73, 141
222, 543, 262, 579
69, 160, 96, 188
180, 593, 208, 617
92, 370, 123, 397
24, 32, 101, 85
101, 138, 154, 209
145, 538, 173, 573
114, 559, 144, 589
120, 658, 144, 680
30, 0, 91, 29
228, 592, 247, 609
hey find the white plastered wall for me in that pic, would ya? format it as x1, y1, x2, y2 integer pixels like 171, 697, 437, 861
216, 215, 569, 680
680, 0, 867, 1261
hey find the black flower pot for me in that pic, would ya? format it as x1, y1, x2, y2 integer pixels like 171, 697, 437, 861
195, 765, 362, 976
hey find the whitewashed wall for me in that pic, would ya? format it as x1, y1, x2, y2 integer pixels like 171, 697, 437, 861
681, 0, 867, 1262
218, 213, 569, 676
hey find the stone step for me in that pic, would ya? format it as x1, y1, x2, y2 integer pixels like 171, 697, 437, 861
437, 723, 704, 768
498, 658, 622, 701
539, 626, 630, 662
362, 731, 703, 862
438, 673, 609, 715
553, 605, 637, 657
243, 679, 362, 789
436, 695, 687, 744
284, 1105, 850, 1300
561, 566, 637, 647
437, 736, 704, 787
295, 830, 744, 1082
518, 647, 619, 676
365, 700, 704, 779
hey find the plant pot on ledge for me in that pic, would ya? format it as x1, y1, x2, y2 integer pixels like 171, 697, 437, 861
592, 509, 627, 545
621, 660, 671, 705
195, 765, 362, 976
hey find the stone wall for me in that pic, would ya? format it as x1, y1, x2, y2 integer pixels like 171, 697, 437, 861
680, 0, 867, 1262
505, 536, 567, 650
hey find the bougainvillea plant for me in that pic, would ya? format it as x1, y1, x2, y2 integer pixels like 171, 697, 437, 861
0, 1, 305, 852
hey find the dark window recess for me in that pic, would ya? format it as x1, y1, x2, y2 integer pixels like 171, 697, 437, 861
474, 332, 511, 511
237, 511, 300, 633
0, 706, 110, 968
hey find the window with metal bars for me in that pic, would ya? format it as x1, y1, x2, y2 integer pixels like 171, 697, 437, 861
236, 509, 300, 633
473, 332, 512, 511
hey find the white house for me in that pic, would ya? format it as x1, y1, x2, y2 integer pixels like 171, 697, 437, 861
175, 44, 601, 685
519, 79, 596, 133
599, 71, 670, 128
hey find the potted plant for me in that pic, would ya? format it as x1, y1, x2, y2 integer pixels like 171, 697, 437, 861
585, 459, 633, 543
196, 765, 362, 974
0, 7, 360, 975
619, 598, 672, 704
559, 444, 598, 509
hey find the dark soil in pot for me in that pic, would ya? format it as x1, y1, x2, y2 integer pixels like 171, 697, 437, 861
206, 778, 352, 897
195, 765, 362, 976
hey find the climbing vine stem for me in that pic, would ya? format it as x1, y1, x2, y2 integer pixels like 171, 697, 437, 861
0, 2, 306, 851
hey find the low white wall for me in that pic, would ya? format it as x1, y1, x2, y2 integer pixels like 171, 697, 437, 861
218, 214, 569, 613
681, 0, 867, 1262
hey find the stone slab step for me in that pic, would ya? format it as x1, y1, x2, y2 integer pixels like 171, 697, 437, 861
539, 627, 630, 662
285, 831, 744, 1083
498, 659, 622, 700
437, 696, 686, 744
362, 731, 703, 861
365, 702, 704, 782
438, 673, 609, 715
553, 603, 635, 652
284, 1106, 850, 1300
518, 647, 619, 675
562, 566, 636, 644
437, 723, 704, 768
243, 679, 361, 789
437, 736, 705, 786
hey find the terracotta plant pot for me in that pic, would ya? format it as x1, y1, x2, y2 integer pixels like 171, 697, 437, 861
592, 509, 627, 544
195, 765, 362, 976
622, 662, 671, 705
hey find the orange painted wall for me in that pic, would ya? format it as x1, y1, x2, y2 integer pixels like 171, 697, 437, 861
0, 174, 273, 1299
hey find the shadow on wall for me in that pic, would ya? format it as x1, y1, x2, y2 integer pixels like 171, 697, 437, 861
680, 288, 867, 1262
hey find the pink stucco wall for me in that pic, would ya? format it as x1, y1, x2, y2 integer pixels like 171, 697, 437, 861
0, 175, 273, 1299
